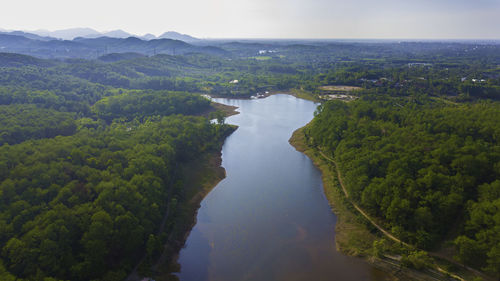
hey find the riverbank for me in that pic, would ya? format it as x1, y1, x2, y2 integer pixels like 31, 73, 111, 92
127, 102, 240, 281
287, 88, 321, 102
149, 125, 237, 281
207, 88, 321, 103
289, 126, 477, 281
289, 127, 387, 257
211, 102, 239, 117
198, 101, 239, 118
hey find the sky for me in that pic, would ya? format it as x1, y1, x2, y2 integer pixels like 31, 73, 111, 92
1, 0, 499, 39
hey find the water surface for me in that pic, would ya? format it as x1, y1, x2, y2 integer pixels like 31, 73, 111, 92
176, 94, 389, 281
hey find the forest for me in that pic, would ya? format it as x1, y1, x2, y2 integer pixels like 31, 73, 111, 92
0, 37, 499, 280
0, 51, 235, 280
305, 98, 500, 278
0, 115, 232, 281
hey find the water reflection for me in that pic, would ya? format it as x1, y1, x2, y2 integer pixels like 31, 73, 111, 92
176, 94, 390, 281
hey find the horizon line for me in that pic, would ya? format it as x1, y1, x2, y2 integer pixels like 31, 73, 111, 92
1, 27, 500, 42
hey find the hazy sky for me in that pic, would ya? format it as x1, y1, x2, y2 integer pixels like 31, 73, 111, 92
1, 0, 499, 39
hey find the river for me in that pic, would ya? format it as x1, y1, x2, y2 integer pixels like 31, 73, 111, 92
175, 94, 390, 281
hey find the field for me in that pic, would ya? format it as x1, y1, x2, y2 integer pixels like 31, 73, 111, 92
251, 56, 273, 60
319, 85, 363, 92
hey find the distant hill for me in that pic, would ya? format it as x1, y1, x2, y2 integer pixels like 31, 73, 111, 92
0, 34, 38, 48
141, 33, 157, 41
0, 31, 56, 41
73, 36, 192, 52
159, 31, 199, 42
0, 52, 56, 67
71, 36, 226, 56
10, 28, 200, 43
0, 34, 227, 58
98, 52, 146, 62
31, 28, 101, 40
73, 29, 133, 39
101, 30, 133, 38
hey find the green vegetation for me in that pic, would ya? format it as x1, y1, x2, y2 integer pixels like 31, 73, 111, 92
1, 116, 214, 279
1, 37, 500, 280
0, 116, 234, 281
92, 91, 210, 122
305, 98, 500, 278
251, 56, 272, 60
0, 104, 76, 144
289, 128, 381, 257
291, 128, 453, 281
0, 51, 236, 281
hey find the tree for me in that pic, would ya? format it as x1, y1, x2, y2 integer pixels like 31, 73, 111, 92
2, 238, 28, 275
210, 110, 226, 125
454, 236, 484, 268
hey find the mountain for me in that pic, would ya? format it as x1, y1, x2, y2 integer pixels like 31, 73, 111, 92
141, 33, 157, 40
73, 36, 194, 54
101, 30, 132, 38
0, 52, 56, 67
31, 28, 101, 40
0, 31, 56, 41
158, 31, 199, 42
11, 28, 200, 42
0, 34, 39, 48
98, 52, 146, 62
72, 29, 133, 39
0, 34, 227, 59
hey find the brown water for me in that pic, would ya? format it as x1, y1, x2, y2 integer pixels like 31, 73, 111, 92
176, 94, 391, 281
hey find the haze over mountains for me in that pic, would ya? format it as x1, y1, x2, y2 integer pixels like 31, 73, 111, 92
0, 28, 224, 59
0, 28, 199, 42
3, 26, 499, 63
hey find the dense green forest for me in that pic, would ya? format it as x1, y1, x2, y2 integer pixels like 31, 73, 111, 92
92, 91, 210, 122
0, 104, 76, 144
0, 37, 500, 280
306, 98, 500, 277
0, 50, 235, 280
0, 116, 231, 281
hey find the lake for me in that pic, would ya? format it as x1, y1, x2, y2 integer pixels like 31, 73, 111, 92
176, 94, 390, 281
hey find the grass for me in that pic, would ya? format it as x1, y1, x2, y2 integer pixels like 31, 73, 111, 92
319, 85, 363, 92
288, 88, 321, 102
197, 102, 239, 118
251, 56, 272, 60
210, 102, 239, 117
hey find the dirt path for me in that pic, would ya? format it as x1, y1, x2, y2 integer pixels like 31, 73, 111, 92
317, 150, 411, 248
315, 149, 492, 281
